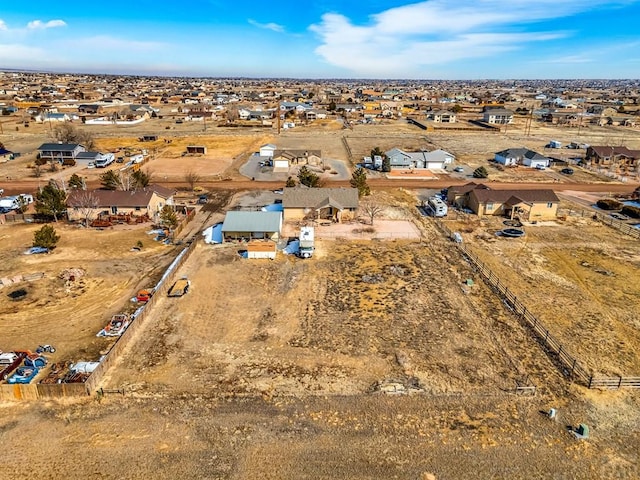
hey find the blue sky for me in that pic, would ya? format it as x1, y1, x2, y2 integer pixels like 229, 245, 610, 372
1, 1, 639, 79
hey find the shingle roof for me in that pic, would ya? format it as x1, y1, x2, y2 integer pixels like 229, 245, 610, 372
67, 185, 174, 208
282, 187, 359, 210
221, 211, 282, 233
472, 188, 559, 204
38, 143, 82, 152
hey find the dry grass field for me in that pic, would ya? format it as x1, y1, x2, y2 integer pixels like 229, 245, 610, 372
443, 212, 640, 377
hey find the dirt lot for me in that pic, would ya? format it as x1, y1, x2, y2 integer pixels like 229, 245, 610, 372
2, 118, 640, 478
1, 205, 639, 478
0, 221, 179, 362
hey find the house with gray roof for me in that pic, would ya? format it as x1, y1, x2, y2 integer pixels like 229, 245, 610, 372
495, 148, 550, 168
282, 187, 359, 223
221, 211, 282, 242
38, 143, 86, 162
385, 147, 455, 170
482, 108, 514, 124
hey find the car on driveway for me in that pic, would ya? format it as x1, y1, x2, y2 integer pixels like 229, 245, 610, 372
560, 168, 574, 175
453, 166, 464, 172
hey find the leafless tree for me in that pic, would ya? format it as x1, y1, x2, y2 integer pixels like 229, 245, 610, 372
52, 123, 95, 150
184, 169, 201, 191
69, 190, 100, 226
226, 106, 239, 123
361, 199, 384, 225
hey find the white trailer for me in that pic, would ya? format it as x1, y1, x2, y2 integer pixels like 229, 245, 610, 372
95, 153, 115, 168
298, 226, 315, 258
425, 196, 448, 217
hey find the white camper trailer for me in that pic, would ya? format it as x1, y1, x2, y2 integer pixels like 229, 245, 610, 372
425, 196, 448, 217
298, 226, 315, 258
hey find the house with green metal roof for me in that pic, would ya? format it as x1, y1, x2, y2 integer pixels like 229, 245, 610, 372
221, 211, 282, 242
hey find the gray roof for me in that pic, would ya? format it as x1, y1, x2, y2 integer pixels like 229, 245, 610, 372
221, 211, 282, 233
38, 143, 83, 152
282, 187, 359, 210
496, 148, 548, 161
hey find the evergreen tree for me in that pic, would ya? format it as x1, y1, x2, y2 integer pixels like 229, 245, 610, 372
68, 173, 85, 190
35, 180, 67, 222
33, 224, 60, 249
297, 165, 320, 188
350, 167, 371, 197
160, 205, 179, 230
473, 166, 489, 179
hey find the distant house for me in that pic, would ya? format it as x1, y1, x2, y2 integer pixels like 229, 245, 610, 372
35, 112, 71, 123
38, 143, 86, 162
448, 183, 559, 220
221, 211, 282, 242
483, 108, 514, 125
494, 148, 550, 169
67, 184, 175, 223
385, 147, 454, 170
77, 104, 102, 114
428, 110, 456, 123
282, 187, 359, 223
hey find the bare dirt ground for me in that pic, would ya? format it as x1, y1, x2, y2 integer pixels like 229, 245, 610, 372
0, 221, 179, 362
1, 199, 639, 478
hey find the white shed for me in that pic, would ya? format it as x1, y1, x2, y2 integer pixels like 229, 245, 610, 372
260, 144, 276, 157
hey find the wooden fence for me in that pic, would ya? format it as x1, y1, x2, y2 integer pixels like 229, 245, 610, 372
435, 220, 640, 390
0, 237, 198, 401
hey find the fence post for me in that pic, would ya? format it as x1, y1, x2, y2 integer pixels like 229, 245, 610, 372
588, 376, 593, 388
618, 376, 623, 389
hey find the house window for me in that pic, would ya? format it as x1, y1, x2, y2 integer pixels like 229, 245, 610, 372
547, 202, 553, 208
135, 207, 141, 211
486, 203, 494, 210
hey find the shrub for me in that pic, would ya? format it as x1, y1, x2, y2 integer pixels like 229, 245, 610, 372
621, 205, 640, 218
33, 225, 60, 249
596, 199, 622, 210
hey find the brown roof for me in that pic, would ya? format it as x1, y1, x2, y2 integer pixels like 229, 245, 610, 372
68, 187, 169, 208
471, 188, 559, 204
589, 146, 640, 158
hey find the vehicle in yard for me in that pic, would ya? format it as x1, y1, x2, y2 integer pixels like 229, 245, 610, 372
453, 166, 464, 172
23, 246, 50, 255
610, 213, 630, 221
136, 289, 153, 303
424, 196, 448, 217
0, 351, 28, 380
7, 365, 40, 384
24, 354, 47, 368
96, 314, 131, 337
561, 168, 574, 175
36, 344, 56, 354
168, 277, 190, 297
298, 226, 315, 259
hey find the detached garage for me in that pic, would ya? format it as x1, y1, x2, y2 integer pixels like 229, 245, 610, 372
221, 211, 282, 242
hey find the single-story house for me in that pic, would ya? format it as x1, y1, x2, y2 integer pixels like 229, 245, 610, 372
35, 112, 73, 123
221, 211, 282, 242
586, 146, 640, 169
385, 148, 455, 170
494, 148, 550, 168
282, 187, 359, 223
448, 183, 559, 220
67, 184, 174, 223
77, 104, 102, 114
38, 143, 86, 162
483, 109, 514, 125
272, 149, 323, 171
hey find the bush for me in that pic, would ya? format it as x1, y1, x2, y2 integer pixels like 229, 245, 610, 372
596, 199, 622, 210
621, 205, 640, 218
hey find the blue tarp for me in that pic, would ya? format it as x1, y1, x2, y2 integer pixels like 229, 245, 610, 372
202, 223, 223, 244
283, 240, 300, 255
261, 203, 284, 212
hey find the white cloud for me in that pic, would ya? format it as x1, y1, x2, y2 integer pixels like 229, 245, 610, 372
0, 20, 7, 31
248, 19, 285, 33
0, 43, 49, 61
309, 0, 634, 75
27, 19, 67, 30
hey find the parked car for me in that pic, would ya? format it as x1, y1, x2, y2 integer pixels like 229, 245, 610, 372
610, 213, 630, 221
0, 352, 27, 380
7, 365, 40, 384
561, 168, 574, 175
453, 166, 464, 173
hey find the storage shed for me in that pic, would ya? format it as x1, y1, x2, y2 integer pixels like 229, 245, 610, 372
221, 211, 282, 242
186, 145, 207, 155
